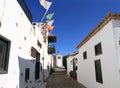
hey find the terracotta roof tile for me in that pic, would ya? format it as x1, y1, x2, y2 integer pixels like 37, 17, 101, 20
76, 13, 120, 49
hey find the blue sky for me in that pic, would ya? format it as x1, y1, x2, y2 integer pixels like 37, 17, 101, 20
25, 0, 120, 56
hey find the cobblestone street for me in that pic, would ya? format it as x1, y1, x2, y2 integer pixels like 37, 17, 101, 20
46, 70, 86, 88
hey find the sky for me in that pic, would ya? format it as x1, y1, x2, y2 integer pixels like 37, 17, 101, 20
25, 0, 120, 56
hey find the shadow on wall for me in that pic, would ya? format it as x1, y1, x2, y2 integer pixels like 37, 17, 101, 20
18, 56, 50, 88
63, 56, 67, 70
18, 56, 49, 88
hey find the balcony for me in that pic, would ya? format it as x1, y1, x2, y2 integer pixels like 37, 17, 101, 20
17, 0, 32, 22
48, 34, 57, 43
48, 45, 56, 54
48, 33, 57, 54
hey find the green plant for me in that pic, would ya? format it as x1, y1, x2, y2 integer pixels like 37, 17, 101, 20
69, 71, 77, 80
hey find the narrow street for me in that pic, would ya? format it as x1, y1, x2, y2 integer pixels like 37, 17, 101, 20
46, 69, 86, 88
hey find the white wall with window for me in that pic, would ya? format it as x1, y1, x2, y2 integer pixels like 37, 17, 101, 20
56, 52, 63, 68
0, 0, 51, 88
66, 56, 73, 75
66, 52, 78, 76
0, 36, 10, 74
77, 14, 120, 88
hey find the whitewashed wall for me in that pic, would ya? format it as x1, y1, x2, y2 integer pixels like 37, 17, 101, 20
0, 0, 51, 88
77, 20, 120, 88
56, 53, 63, 67
112, 20, 120, 69
75, 54, 78, 75
67, 54, 78, 76
0, 0, 32, 87
67, 56, 73, 75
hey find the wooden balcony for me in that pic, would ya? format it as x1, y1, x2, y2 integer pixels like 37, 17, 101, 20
48, 34, 57, 43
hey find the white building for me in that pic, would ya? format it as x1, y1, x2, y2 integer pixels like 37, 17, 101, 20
76, 13, 120, 88
66, 52, 78, 76
55, 52, 63, 68
0, 0, 56, 88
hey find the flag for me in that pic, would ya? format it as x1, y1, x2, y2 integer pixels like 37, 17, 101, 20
45, 25, 54, 31
45, 1, 52, 10
39, 0, 46, 9
46, 13, 54, 20
47, 20, 54, 26
39, 0, 52, 10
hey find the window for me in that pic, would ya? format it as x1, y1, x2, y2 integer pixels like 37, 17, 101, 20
70, 60, 73, 65
36, 52, 40, 62
31, 46, 37, 58
94, 59, 103, 84
58, 56, 61, 59
0, 36, 10, 74
94, 42, 102, 56
74, 58, 78, 63
83, 51, 87, 59
25, 68, 30, 82
75, 66, 78, 70
37, 40, 42, 48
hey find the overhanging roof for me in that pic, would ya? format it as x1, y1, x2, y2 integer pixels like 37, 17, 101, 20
66, 52, 79, 59
76, 13, 120, 49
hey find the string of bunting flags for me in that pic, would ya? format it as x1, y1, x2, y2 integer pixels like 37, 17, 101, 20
45, 12, 54, 32
39, 0, 55, 32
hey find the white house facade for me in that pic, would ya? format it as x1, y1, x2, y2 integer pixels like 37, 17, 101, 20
76, 13, 120, 88
56, 52, 63, 68
66, 52, 78, 76
67, 55, 73, 75
0, 0, 56, 88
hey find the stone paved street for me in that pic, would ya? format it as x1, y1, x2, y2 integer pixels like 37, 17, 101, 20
46, 70, 86, 88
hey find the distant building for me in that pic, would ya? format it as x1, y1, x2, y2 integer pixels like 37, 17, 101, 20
76, 13, 120, 88
66, 52, 78, 76
55, 51, 63, 68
